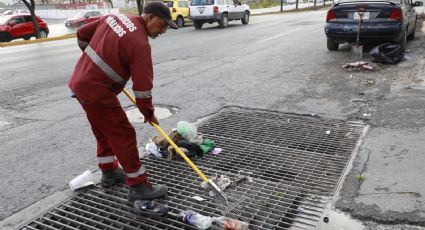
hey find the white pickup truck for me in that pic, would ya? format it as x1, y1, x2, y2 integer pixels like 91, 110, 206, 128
189, 0, 250, 29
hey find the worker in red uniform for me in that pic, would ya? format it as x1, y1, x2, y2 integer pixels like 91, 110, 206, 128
68, 2, 178, 205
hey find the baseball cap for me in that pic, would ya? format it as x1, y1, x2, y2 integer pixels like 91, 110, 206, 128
143, 2, 179, 29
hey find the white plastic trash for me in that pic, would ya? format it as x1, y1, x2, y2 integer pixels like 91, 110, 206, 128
69, 170, 94, 191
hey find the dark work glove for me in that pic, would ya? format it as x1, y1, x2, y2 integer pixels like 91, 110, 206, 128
145, 114, 159, 125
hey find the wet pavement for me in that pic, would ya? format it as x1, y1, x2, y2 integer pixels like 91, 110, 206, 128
1, 9, 425, 230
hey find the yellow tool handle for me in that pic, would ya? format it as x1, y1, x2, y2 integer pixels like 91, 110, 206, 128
122, 88, 209, 184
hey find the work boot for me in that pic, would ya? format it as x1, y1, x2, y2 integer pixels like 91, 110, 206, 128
128, 183, 168, 205
101, 168, 125, 187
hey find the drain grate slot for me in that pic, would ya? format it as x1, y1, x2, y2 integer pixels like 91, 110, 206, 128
22, 108, 366, 230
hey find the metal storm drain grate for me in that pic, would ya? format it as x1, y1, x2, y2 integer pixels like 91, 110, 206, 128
22, 108, 367, 230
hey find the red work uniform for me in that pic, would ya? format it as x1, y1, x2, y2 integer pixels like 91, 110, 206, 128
68, 14, 154, 186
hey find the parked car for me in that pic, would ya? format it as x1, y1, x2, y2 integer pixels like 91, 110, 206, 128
0, 8, 10, 15
65, 11, 102, 28
0, 14, 49, 42
164, 0, 191, 27
1, 9, 13, 16
324, 0, 423, 51
189, 0, 250, 29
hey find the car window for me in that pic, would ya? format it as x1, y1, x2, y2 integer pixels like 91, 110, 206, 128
92, 11, 100, 16
178, 1, 188, 7
0, 16, 9, 25
191, 0, 215, 5
24, 16, 33, 22
218, 0, 225, 4
226, 0, 234, 5
74, 12, 85, 18
164, 1, 174, 7
10, 16, 25, 24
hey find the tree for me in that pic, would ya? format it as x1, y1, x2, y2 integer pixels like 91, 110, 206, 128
21, 0, 41, 39
105, 0, 113, 8
136, 0, 149, 15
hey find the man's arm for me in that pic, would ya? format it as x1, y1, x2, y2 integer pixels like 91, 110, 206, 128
128, 43, 158, 124
77, 40, 89, 51
76, 19, 101, 51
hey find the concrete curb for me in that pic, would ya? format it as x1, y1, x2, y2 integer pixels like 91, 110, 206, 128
0, 33, 76, 48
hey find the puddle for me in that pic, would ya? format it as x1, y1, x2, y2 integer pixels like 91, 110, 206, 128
125, 106, 177, 123
316, 209, 365, 230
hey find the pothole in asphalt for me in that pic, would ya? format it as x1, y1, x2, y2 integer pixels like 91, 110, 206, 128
125, 106, 179, 122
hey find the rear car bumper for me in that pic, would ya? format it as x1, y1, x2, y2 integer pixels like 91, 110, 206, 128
189, 13, 222, 21
325, 22, 402, 43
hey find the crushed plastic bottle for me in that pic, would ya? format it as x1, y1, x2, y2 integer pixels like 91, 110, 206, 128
213, 216, 249, 230
180, 210, 213, 229
133, 200, 169, 217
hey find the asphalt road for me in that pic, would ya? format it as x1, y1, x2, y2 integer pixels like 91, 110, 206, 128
1, 10, 425, 229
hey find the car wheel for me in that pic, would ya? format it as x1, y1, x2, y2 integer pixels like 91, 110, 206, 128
0, 32, 11, 42
23, 35, 31, 40
219, 13, 228, 28
193, 20, 203, 29
39, 30, 48, 39
327, 38, 339, 51
407, 21, 416, 40
398, 29, 406, 52
176, 16, 184, 28
241, 11, 249, 25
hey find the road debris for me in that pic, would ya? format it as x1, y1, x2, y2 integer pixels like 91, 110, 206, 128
145, 139, 162, 158
191, 195, 207, 202
370, 43, 404, 64
146, 121, 219, 160
343, 61, 375, 71
355, 174, 365, 181
352, 99, 367, 103
212, 147, 223, 155
69, 170, 94, 191
345, 132, 353, 139
133, 200, 169, 217
365, 79, 376, 86
213, 216, 249, 230
180, 210, 213, 229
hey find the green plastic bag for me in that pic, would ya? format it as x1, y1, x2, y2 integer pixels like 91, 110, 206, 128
200, 139, 215, 154
177, 121, 197, 142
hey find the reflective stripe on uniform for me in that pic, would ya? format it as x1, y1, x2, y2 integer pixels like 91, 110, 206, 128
133, 90, 152, 99
97, 156, 115, 164
84, 46, 126, 86
126, 165, 147, 178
